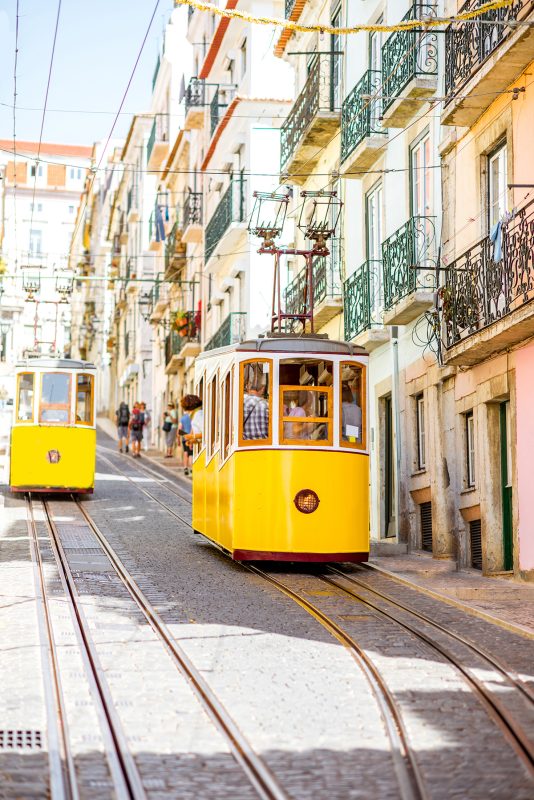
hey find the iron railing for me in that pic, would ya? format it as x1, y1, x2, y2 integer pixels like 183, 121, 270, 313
165, 313, 199, 364
445, 0, 527, 99
341, 69, 386, 164
205, 177, 246, 262
442, 199, 534, 347
382, 216, 437, 310
381, 4, 438, 112
284, 239, 343, 317
183, 190, 203, 228
343, 260, 384, 340
205, 312, 247, 351
285, 0, 297, 16
165, 221, 184, 274
280, 53, 341, 173
147, 120, 157, 164
184, 77, 206, 114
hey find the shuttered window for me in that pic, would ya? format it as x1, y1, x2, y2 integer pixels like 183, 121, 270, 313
420, 501, 433, 552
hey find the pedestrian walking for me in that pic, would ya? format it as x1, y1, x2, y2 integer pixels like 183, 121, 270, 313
115, 401, 130, 453
129, 401, 144, 458
179, 395, 202, 476
163, 402, 178, 458
140, 402, 151, 452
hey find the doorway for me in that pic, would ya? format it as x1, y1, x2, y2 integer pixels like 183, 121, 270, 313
384, 395, 395, 537
500, 401, 513, 570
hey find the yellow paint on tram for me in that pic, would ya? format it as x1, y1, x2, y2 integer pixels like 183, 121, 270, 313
10, 426, 97, 491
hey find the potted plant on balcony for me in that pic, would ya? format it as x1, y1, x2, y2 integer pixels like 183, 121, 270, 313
173, 310, 192, 337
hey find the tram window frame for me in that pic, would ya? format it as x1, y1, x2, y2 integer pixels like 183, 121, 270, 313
339, 362, 367, 451
39, 372, 72, 425
238, 358, 273, 447
221, 368, 233, 463
207, 373, 219, 461
279, 385, 333, 447
16, 372, 35, 423
75, 373, 94, 426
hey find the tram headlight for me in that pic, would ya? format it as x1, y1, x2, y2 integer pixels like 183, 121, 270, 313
293, 489, 320, 514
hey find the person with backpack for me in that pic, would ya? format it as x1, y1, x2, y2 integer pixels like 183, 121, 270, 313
116, 401, 130, 453
129, 401, 144, 458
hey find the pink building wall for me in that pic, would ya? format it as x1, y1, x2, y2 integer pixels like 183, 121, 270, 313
515, 341, 534, 571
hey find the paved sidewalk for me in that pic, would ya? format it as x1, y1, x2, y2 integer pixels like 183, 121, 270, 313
370, 551, 534, 637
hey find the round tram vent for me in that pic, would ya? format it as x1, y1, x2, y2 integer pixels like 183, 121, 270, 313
293, 489, 320, 514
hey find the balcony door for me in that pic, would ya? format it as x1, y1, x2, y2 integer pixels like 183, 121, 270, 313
366, 182, 383, 321
330, 5, 342, 110
369, 23, 383, 130
410, 131, 433, 266
488, 143, 507, 231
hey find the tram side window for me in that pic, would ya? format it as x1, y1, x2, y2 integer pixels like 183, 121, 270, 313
241, 360, 271, 443
222, 370, 233, 460
279, 359, 333, 445
76, 374, 93, 425
17, 373, 35, 422
207, 377, 218, 458
340, 362, 365, 449
40, 373, 71, 424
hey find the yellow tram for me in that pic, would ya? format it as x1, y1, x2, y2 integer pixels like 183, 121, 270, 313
10, 358, 97, 493
192, 336, 369, 562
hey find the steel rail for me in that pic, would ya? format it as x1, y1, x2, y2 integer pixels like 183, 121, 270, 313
322, 571, 534, 778
26, 496, 77, 800
330, 567, 534, 703
93, 452, 426, 800
73, 495, 289, 800
37, 495, 146, 800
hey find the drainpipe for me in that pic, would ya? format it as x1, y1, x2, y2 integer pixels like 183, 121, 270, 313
391, 326, 402, 541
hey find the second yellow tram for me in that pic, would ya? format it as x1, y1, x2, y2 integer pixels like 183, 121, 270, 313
10, 358, 97, 493
192, 336, 369, 562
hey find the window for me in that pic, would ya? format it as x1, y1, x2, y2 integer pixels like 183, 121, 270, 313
30, 165, 36, 178
330, 5, 342, 108
222, 369, 233, 460
0, 331, 7, 363
17, 373, 34, 422
368, 23, 383, 126
488, 144, 507, 229
340, 362, 366, 450
240, 38, 247, 77
411, 132, 432, 218
38, 165, 43, 177
279, 359, 333, 446
40, 373, 71, 424
76, 374, 93, 425
366, 182, 383, 315
240, 360, 271, 444
466, 411, 475, 487
207, 376, 218, 458
68, 205, 74, 214
416, 393, 426, 469
29, 229, 42, 256
70, 167, 82, 180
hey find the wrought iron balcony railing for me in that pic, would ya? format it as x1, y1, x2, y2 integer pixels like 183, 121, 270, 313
147, 120, 157, 164
442, 199, 534, 348
285, 0, 297, 16
205, 312, 247, 351
382, 216, 437, 310
381, 4, 438, 112
343, 260, 384, 341
184, 77, 206, 113
280, 53, 340, 174
165, 313, 199, 364
205, 177, 246, 262
284, 239, 343, 318
165, 220, 184, 274
445, 0, 528, 99
183, 190, 203, 228
341, 70, 385, 164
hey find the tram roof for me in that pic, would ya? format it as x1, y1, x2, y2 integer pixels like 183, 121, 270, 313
15, 358, 97, 370
197, 335, 367, 360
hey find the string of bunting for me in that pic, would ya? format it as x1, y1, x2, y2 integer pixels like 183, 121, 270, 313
174, 0, 516, 34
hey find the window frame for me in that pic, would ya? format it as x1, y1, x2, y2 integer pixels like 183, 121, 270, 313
238, 358, 273, 447
339, 361, 367, 451
416, 393, 426, 470
221, 367, 234, 464
206, 372, 219, 462
16, 372, 35, 423
39, 371, 72, 425
75, 373, 94, 427
410, 129, 432, 219
465, 411, 476, 488
280, 385, 333, 448
488, 142, 507, 231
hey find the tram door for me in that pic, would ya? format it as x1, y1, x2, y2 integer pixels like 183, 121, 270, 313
500, 401, 513, 570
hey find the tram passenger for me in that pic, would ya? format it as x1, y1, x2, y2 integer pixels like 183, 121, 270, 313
283, 391, 307, 439
116, 401, 130, 453
185, 395, 203, 449
243, 375, 269, 440
179, 395, 202, 476
341, 385, 362, 443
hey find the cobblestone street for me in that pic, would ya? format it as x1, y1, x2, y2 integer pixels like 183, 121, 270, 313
1, 427, 533, 799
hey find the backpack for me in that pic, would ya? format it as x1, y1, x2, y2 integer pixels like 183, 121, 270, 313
131, 411, 142, 432
118, 406, 130, 425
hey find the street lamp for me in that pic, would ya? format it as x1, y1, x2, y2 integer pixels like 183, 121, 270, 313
298, 190, 342, 253
56, 274, 74, 303
22, 273, 40, 302
248, 191, 290, 252
138, 291, 153, 322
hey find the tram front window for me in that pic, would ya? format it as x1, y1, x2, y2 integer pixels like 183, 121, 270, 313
76, 374, 93, 425
279, 359, 333, 445
340, 362, 365, 448
40, 373, 71, 423
241, 361, 270, 441
17, 373, 34, 421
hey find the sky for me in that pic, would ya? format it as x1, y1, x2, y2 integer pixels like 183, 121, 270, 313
0, 0, 176, 148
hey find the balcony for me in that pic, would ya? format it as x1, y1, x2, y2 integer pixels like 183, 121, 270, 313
340, 70, 387, 176
442, 200, 534, 366
280, 54, 341, 183
343, 261, 390, 351
381, 4, 438, 128
443, 1, 534, 127
149, 281, 169, 322
165, 220, 186, 279
184, 78, 206, 129
284, 240, 344, 330
147, 116, 170, 169
382, 216, 437, 325
182, 191, 203, 244
205, 312, 247, 351
127, 184, 140, 223
125, 257, 137, 293
205, 178, 246, 267
165, 314, 200, 373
